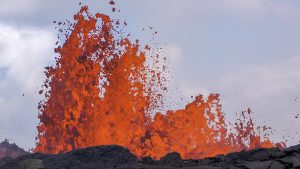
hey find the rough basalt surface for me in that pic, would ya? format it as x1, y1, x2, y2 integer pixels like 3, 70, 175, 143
1, 144, 300, 169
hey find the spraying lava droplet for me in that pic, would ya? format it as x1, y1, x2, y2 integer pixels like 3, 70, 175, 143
35, 5, 283, 159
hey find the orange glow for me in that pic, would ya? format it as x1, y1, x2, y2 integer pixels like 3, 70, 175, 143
35, 5, 281, 159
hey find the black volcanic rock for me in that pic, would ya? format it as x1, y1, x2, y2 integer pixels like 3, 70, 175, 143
160, 152, 184, 167
2, 144, 300, 168
8, 145, 138, 169
141, 156, 156, 165
284, 144, 300, 154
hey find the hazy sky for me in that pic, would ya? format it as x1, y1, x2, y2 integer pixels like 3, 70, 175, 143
0, 0, 300, 150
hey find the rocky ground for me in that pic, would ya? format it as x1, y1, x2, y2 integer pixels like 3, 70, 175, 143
0, 143, 300, 169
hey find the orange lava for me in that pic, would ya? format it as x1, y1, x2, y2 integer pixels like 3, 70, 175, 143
35, 5, 280, 159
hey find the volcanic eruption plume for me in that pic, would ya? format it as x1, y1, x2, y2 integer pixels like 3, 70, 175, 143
35, 3, 282, 159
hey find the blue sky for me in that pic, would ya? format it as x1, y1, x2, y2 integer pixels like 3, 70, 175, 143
0, 0, 300, 150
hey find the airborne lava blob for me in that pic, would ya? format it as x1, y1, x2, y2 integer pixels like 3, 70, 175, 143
35, 5, 280, 159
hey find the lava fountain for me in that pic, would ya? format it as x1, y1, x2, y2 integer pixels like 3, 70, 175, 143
35, 4, 282, 159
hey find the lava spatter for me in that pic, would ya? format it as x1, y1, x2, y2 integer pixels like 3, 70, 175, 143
35, 5, 280, 159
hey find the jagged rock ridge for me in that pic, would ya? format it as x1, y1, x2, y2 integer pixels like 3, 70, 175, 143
1, 144, 300, 169
0, 140, 27, 159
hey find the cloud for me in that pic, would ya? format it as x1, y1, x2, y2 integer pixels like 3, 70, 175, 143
174, 55, 300, 145
161, 44, 212, 111
225, 0, 266, 12
211, 57, 300, 145
0, 0, 40, 16
0, 24, 56, 150
163, 44, 183, 68
218, 57, 300, 100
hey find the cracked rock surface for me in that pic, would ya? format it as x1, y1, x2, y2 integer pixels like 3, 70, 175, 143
1, 144, 300, 169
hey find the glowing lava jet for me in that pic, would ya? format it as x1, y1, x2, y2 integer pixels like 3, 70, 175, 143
35, 4, 279, 159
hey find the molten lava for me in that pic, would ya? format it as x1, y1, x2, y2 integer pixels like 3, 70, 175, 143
35, 4, 279, 159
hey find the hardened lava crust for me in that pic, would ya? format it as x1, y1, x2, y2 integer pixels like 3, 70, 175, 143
1, 142, 300, 169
